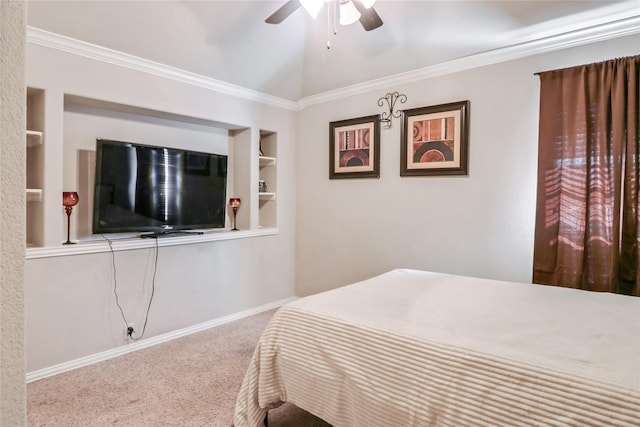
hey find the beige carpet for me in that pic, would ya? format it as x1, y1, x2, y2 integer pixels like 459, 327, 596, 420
28, 309, 331, 427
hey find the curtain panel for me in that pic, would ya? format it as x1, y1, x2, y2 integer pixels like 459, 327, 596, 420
533, 56, 639, 296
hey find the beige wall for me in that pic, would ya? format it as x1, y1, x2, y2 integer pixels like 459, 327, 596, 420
1, 1, 26, 425
25, 42, 297, 373
295, 34, 640, 296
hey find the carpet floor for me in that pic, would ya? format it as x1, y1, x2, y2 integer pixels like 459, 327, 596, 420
27, 309, 331, 427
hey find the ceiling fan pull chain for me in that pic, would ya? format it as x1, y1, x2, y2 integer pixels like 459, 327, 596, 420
327, 0, 338, 49
327, 1, 330, 49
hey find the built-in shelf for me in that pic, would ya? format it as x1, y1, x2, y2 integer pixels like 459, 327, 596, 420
26, 87, 45, 247
26, 130, 43, 147
26, 188, 43, 202
259, 131, 277, 228
25, 227, 278, 259
259, 192, 276, 200
259, 156, 276, 166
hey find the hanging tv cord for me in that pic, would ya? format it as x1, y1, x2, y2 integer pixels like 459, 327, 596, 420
103, 234, 159, 341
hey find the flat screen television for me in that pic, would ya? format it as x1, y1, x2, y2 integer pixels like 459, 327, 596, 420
93, 138, 228, 236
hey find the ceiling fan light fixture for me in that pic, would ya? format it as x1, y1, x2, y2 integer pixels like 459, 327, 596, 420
359, 0, 376, 9
339, 0, 361, 26
300, 0, 324, 19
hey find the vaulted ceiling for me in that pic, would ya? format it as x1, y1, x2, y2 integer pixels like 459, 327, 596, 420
26, 0, 639, 102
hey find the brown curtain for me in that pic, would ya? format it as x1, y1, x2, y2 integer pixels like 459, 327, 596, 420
533, 56, 639, 296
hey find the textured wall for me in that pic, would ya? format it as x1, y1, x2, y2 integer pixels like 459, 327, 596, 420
0, 1, 26, 425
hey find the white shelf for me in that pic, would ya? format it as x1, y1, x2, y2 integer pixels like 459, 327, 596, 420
25, 227, 278, 259
27, 188, 43, 202
26, 130, 43, 147
259, 156, 276, 166
259, 192, 276, 200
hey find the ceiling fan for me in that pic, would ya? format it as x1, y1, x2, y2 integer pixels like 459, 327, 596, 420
266, 0, 383, 31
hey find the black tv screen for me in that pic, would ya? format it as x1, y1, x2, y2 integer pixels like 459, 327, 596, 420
93, 138, 228, 235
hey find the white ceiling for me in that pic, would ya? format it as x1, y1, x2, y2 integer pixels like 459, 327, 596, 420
26, 0, 639, 101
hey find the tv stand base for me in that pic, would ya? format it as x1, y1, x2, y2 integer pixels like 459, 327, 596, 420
140, 230, 204, 239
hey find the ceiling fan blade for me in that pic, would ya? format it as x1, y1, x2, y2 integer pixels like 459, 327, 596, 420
352, 1, 383, 31
266, 0, 302, 24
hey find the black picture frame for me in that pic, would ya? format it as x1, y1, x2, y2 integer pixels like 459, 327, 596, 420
329, 115, 380, 179
400, 100, 470, 176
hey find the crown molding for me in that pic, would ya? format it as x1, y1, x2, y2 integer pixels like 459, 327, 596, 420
298, 13, 640, 108
27, 4, 640, 112
26, 27, 300, 111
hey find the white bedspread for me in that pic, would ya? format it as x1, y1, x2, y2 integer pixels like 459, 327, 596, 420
234, 269, 640, 427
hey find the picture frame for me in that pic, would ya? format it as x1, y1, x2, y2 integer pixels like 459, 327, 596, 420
400, 100, 470, 176
329, 115, 380, 179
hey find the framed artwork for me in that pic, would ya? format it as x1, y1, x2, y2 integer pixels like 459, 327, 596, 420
329, 115, 380, 179
400, 100, 469, 176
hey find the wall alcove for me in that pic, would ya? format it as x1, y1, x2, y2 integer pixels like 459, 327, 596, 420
26, 92, 279, 258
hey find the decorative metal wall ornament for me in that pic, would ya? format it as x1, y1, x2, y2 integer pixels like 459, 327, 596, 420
377, 92, 407, 128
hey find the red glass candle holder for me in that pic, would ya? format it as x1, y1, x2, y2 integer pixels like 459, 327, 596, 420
229, 198, 241, 231
63, 191, 79, 245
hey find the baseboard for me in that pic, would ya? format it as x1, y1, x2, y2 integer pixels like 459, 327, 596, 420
26, 297, 297, 383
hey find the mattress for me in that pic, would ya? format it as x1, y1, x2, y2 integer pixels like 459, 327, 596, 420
233, 269, 640, 426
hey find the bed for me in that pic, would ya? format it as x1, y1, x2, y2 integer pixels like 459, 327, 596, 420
233, 269, 640, 427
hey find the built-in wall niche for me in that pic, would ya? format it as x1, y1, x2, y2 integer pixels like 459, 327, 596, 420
24, 93, 279, 253
63, 96, 235, 241
229, 128, 253, 230
26, 87, 45, 247
15, 94, 279, 252
259, 130, 277, 228
228, 128, 278, 230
